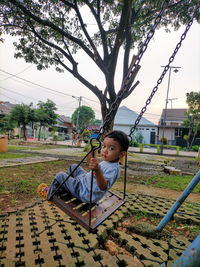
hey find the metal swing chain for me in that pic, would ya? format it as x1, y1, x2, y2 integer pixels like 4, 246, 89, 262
128, 17, 194, 138
97, 0, 167, 140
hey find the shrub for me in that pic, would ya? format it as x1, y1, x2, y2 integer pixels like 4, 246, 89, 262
129, 140, 139, 147
191, 145, 199, 152
160, 136, 168, 145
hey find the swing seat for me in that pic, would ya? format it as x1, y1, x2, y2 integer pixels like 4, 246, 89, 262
52, 190, 126, 232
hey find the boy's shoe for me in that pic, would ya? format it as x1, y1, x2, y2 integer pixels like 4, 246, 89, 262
37, 183, 49, 200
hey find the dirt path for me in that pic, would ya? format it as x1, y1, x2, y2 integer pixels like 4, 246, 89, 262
121, 183, 200, 203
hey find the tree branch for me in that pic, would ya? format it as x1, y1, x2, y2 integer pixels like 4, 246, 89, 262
85, 0, 109, 60
9, 0, 103, 69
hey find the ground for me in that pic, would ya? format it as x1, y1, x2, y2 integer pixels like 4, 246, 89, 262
0, 156, 199, 212
0, 152, 200, 266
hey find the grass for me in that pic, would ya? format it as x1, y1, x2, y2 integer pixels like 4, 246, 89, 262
0, 152, 38, 160
8, 144, 67, 150
0, 158, 199, 212
1, 143, 200, 212
131, 174, 200, 193
0, 159, 86, 210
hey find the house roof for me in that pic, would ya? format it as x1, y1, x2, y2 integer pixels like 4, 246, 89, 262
114, 106, 155, 126
57, 115, 72, 123
160, 108, 187, 122
0, 101, 15, 114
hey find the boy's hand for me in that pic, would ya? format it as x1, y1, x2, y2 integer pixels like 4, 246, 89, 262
89, 157, 100, 172
89, 157, 108, 190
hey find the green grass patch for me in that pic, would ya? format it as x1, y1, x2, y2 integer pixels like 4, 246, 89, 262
132, 174, 200, 193
0, 159, 84, 199
0, 152, 37, 160
8, 144, 67, 151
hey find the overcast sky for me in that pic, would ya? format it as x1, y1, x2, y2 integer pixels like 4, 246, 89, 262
0, 21, 199, 124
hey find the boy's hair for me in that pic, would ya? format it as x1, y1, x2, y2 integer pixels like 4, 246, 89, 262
104, 130, 129, 152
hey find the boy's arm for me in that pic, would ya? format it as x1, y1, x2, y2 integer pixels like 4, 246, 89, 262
89, 158, 108, 190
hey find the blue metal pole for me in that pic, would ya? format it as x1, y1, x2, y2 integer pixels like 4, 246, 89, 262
156, 170, 200, 232
172, 234, 200, 267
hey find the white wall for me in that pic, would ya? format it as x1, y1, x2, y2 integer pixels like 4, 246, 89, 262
113, 125, 157, 144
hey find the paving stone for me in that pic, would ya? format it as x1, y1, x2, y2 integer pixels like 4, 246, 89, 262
114, 230, 166, 264
84, 248, 144, 267
142, 259, 161, 266
0, 156, 58, 168
133, 233, 168, 262
1, 192, 198, 267
170, 236, 190, 250
168, 247, 184, 262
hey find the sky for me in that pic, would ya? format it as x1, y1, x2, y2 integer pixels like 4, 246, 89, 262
0, 21, 199, 125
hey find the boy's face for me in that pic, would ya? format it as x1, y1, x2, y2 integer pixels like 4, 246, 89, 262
101, 137, 126, 162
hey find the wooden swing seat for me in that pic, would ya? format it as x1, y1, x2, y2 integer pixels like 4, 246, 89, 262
52, 190, 126, 232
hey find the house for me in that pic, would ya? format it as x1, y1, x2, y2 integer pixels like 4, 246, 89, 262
49, 115, 74, 140
114, 106, 157, 144
158, 108, 200, 146
0, 101, 15, 116
158, 108, 187, 145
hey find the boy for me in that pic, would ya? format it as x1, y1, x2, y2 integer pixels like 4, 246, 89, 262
37, 130, 129, 203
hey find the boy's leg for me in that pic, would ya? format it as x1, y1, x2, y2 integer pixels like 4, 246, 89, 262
66, 164, 87, 178
47, 172, 69, 200
46, 171, 83, 201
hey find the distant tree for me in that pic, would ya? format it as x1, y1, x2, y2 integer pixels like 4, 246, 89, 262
9, 103, 34, 140
0, 114, 15, 135
35, 100, 57, 140
91, 119, 102, 126
183, 91, 200, 149
72, 105, 95, 131
1, 1, 199, 135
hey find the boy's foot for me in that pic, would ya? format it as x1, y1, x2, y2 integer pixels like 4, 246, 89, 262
37, 183, 49, 200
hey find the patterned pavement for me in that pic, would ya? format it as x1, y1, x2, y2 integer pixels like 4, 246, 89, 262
1, 193, 200, 267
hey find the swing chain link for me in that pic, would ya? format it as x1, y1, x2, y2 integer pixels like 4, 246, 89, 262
98, 0, 167, 140
129, 18, 194, 138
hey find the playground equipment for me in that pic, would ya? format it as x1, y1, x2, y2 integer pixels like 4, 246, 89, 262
156, 171, 200, 232
50, 0, 168, 233
46, 3, 199, 265
156, 170, 200, 266
50, 2, 197, 235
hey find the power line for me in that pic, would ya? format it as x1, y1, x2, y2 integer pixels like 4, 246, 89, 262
0, 86, 78, 110
0, 65, 33, 82
0, 69, 75, 98
0, 68, 103, 105
0, 92, 18, 103
0, 86, 40, 102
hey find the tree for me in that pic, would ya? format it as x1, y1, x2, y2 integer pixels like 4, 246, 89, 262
0, 114, 15, 136
183, 91, 200, 149
72, 105, 95, 131
35, 99, 57, 140
1, 1, 199, 135
9, 103, 34, 140
91, 119, 102, 126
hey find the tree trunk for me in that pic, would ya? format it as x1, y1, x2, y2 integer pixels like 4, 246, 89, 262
23, 125, 27, 141
38, 124, 42, 141
100, 101, 119, 139
189, 132, 196, 149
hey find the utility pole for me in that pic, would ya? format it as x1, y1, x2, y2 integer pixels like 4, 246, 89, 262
160, 66, 181, 154
72, 96, 82, 132
76, 96, 82, 132
168, 98, 178, 109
